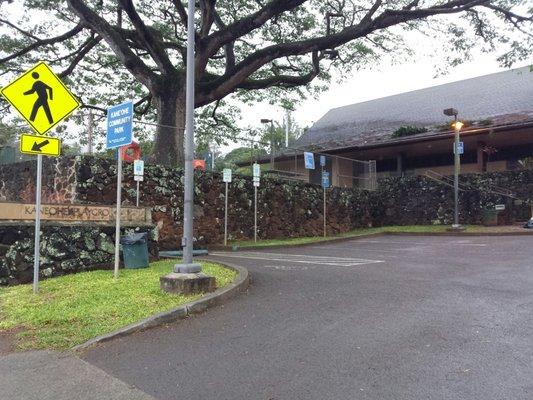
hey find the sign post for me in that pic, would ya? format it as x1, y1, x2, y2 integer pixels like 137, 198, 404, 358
32, 155, 42, 293
1, 61, 79, 294
106, 101, 133, 279
223, 168, 232, 246
253, 163, 261, 243
133, 159, 144, 207
322, 171, 330, 238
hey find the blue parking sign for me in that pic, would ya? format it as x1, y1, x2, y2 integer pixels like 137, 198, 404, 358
107, 101, 133, 149
322, 171, 330, 188
304, 152, 315, 170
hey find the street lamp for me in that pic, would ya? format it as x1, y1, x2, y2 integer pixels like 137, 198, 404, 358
260, 118, 275, 166
174, 0, 201, 273
443, 108, 463, 229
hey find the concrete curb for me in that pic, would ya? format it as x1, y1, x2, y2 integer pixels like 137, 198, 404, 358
208, 229, 533, 252
72, 261, 249, 352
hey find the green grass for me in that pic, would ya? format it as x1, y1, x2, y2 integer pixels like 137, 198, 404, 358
229, 224, 524, 248
0, 260, 237, 350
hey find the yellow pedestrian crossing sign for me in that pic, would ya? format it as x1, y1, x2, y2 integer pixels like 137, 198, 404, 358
1, 62, 80, 135
20, 133, 61, 157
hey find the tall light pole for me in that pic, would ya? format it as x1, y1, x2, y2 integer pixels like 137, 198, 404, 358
444, 108, 464, 229
175, 0, 201, 273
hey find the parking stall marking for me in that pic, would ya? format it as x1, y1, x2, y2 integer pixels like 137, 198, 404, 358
210, 251, 384, 267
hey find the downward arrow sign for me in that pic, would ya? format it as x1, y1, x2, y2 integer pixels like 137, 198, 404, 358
31, 140, 50, 152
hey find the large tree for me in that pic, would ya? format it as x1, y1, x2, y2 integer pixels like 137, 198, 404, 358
1, 0, 531, 165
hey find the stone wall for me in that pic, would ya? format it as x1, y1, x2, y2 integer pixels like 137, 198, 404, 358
0, 223, 156, 286
75, 157, 373, 249
0, 157, 79, 204
372, 171, 533, 226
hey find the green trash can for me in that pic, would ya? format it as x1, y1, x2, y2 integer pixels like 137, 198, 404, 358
121, 232, 149, 269
482, 209, 499, 227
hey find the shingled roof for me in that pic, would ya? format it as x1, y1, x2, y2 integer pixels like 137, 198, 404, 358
295, 66, 533, 151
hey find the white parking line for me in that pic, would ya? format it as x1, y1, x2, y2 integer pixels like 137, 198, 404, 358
210, 251, 384, 267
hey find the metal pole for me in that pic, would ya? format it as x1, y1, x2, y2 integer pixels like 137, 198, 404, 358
254, 186, 258, 243
453, 116, 460, 228
114, 149, 122, 279
175, 0, 200, 273
323, 187, 327, 238
136, 180, 140, 207
224, 181, 228, 246
32, 154, 43, 294
270, 121, 274, 167
322, 164, 326, 238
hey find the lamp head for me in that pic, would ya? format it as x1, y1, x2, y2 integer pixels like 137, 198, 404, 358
443, 108, 458, 117
452, 120, 464, 131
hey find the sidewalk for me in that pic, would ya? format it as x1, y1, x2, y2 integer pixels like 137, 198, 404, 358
0, 350, 155, 400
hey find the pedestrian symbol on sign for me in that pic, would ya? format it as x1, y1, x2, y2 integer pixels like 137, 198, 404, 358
24, 72, 54, 124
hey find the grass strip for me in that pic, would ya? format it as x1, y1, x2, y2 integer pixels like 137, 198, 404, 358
0, 260, 236, 350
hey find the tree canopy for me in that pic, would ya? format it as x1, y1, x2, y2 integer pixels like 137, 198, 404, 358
1, 0, 532, 165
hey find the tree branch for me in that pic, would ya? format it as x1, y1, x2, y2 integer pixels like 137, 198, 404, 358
66, 0, 157, 90
59, 36, 102, 77
118, 0, 176, 73
170, 0, 189, 28
199, 0, 217, 37
0, 23, 84, 64
200, 0, 308, 61
237, 51, 321, 90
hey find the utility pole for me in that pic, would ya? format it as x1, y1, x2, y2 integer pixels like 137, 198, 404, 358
174, 0, 201, 273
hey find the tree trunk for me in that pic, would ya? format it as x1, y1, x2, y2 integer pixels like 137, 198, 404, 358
150, 89, 186, 166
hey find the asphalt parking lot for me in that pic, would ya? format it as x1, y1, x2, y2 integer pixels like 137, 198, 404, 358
83, 235, 533, 400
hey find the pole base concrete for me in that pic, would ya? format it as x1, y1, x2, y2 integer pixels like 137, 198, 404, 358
173, 263, 202, 273
160, 272, 216, 295
447, 225, 466, 232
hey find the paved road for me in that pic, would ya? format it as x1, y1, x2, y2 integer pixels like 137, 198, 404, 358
83, 235, 533, 400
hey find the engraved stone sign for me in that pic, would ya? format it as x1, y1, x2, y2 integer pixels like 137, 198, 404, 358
0, 202, 151, 224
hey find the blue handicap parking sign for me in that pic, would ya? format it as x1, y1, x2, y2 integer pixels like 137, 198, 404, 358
304, 152, 315, 170
322, 171, 330, 188
454, 141, 464, 155
107, 101, 133, 149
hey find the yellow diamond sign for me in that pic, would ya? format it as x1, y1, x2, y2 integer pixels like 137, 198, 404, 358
1, 62, 80, 135
20, 133, 61, 157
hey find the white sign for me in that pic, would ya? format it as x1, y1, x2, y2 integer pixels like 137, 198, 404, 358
253, 163, 261, 178
134, 175, 144, 182
253, 180, 260, 187
133, 159, 144, 176
495, 204, 505, 211
223, 168, 232, 183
